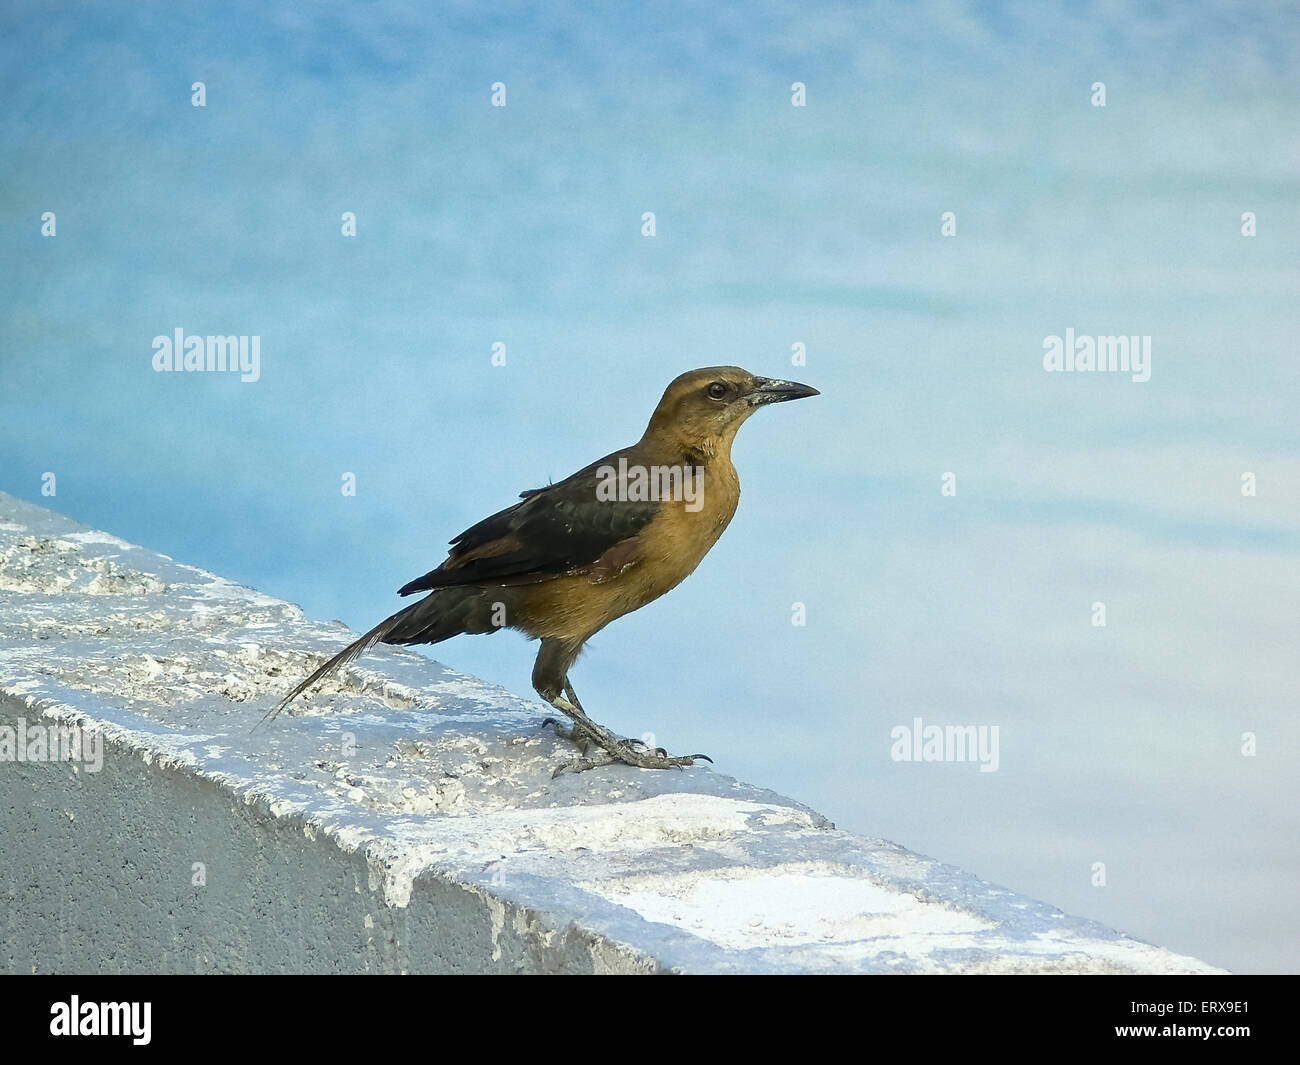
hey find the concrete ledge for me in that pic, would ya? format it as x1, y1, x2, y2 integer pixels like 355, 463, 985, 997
0, 491, 1224, 973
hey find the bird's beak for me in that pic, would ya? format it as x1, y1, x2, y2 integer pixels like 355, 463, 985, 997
746, 377, 820, 407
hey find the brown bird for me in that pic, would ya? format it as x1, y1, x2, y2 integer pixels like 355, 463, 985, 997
262, 366, 818, 770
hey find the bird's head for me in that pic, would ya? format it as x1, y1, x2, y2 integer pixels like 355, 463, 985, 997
643, 366, 819, 460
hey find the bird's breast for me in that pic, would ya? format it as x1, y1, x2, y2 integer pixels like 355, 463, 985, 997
512, 462, 740, 641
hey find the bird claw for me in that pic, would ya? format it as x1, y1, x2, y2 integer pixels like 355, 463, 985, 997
553, 757, 605, 778
543, 694, 711, 771
542, 717, 586, 747
603, 732, 710, 769
548, 738, 712, 774
609, 742, 711, 770
622, 737, 669, 758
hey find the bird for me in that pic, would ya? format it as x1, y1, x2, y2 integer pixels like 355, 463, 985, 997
261, 366, 818, 770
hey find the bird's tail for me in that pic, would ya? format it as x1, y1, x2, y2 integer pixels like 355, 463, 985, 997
256, 588, 503, 729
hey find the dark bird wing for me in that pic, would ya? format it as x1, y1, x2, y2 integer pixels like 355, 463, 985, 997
397, 452, 659, 595
260, 453, 658, 727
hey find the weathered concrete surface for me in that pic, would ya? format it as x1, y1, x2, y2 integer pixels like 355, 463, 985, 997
0, 491, 1225, 973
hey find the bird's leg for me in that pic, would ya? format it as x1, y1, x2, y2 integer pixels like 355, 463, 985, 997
545, 680, 710, 772
564, 682, 669, 757
542, 684, 656, 768
539, 684, 595, 750
533, 637, 710, 772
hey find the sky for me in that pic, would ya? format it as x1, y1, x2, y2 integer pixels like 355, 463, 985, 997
2, 0, 1298, 973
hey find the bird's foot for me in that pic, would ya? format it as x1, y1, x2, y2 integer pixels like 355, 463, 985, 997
609, 735, 712, 769
541, 716, 577, 743
542, 713, 710, 774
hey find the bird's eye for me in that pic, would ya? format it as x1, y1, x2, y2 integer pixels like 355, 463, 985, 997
707, 382, 728, 400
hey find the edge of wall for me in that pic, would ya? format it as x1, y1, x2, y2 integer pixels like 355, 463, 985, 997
0, 491, 1225, 974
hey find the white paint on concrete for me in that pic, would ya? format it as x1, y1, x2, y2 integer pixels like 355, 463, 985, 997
0, 491, 1226, 974
584, 869, 995, 950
